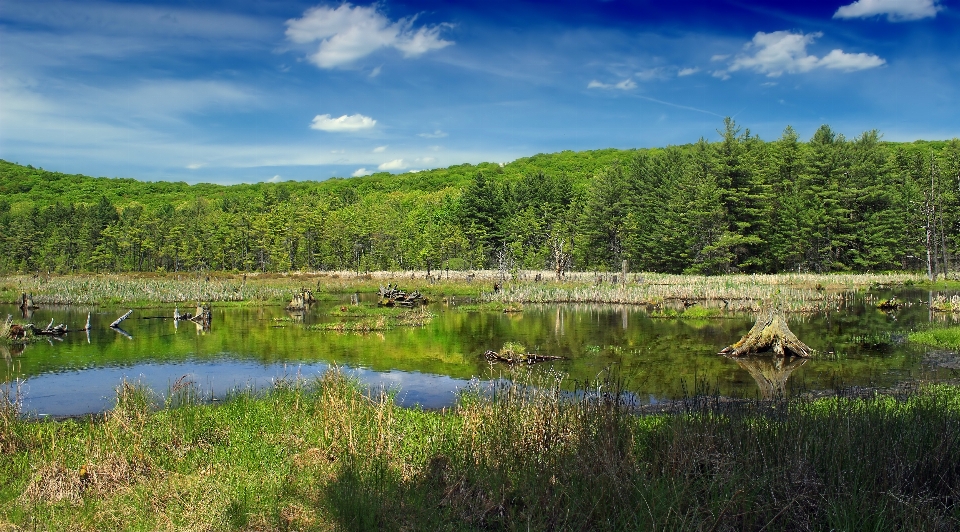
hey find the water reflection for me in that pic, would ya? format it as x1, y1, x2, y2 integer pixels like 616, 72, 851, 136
729, 356, 808, 399
1, 286, 957, 416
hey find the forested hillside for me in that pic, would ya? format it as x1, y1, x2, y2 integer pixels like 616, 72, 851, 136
1, 120, 957, 276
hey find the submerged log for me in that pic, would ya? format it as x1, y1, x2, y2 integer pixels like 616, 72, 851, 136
720, 308, 813, 358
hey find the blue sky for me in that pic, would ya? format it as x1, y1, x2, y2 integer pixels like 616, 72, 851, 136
1, 0, 957, 184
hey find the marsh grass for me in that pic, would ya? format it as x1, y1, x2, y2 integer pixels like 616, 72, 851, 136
3, 368, 960, 530
909, 326, 960, 349
2, 271, 926, 309
313, 306, 435, 332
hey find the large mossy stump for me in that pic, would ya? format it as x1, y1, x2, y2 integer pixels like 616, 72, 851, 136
720, 309, 813, 358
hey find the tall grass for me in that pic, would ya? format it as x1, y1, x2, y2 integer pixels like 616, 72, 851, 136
3, 369, 960, 530
1, 271, 926, 307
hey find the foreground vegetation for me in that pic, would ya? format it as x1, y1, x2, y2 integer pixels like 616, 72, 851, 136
3, 370, 960, 531
2, 120, 957, 277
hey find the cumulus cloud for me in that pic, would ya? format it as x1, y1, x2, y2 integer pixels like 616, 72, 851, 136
587, 78, 636, 90
418, 130, 447, 138
378, 158, 406, 170
310, 113, 376, 132
285, 3, 453, 68
352, 168, 372, 177
834, 0, 941, 21
723, 31, 885, 77
678, 67, 700, 77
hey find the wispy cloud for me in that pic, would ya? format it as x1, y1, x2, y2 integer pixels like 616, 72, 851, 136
418, 130, 447, 138
834, 0, 941, 21
373, 145, 387, 153
587, 78, 636, 90
310, 113, 376, 132
677, 67, 700, 77
378, 158, 406, 170
285, 3, 453, 69
722, 31, 885, 77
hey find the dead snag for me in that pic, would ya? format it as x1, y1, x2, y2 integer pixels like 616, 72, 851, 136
719, 308, 813, 358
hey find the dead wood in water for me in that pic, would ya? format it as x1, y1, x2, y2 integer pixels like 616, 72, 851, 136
110, 310, 134, 328
720, 308, 813, 358
484, 349, 566, 365
378, 284, 425, 308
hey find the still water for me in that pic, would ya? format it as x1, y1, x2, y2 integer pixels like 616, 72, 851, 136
2, 289, 958, 416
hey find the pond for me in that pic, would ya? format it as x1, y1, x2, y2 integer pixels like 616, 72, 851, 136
2, 288, 958, 417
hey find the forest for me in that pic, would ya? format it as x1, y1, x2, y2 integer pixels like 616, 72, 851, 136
1, 119, 957, 277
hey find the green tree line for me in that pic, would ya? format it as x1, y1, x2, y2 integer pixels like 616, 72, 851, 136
1, 120, 957, 276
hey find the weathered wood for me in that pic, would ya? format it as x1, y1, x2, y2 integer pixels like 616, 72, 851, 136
719, 308, 813, 358
110, 310, 134, 328
378, 284, 425, 307
19, 293, 38, 311
484, 349, 566, 365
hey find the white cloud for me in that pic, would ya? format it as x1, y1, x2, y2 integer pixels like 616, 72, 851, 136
378, 158, 406, 170
727, 31, 885, 77
268, 175, 282, 183
373, 145, 387, 153
636, 68, 668, 81
352, 168, 372, 177
310, 113, 376, 132
834, 0, 941, 21
711, 54, 730, 62
587, 79, 636, 90
186, 163, 204, 169
418, 130, 448, 138
285, 3, 453, 69
677, 67, 700, 77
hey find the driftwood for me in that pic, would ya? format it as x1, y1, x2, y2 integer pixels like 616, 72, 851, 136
719, 309, 813, 358
287, 289, 317, 310
378, 284, 425, 308
110, 310, 134, 328
484, 349, 566, 365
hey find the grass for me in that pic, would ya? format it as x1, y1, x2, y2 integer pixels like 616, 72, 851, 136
3, 369, 960, 531
311, 306, 436, 332
1, 270, 928, 308
909, 326, 960, 349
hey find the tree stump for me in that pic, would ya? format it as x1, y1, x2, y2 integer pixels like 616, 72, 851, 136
720, 309, 813, 358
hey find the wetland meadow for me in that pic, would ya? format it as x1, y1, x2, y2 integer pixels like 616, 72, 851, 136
2, 271, 960, 530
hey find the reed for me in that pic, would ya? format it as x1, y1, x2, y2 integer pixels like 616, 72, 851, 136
3, 369, 960, 530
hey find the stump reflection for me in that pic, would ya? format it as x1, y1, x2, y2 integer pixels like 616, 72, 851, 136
731, 356, 808, 400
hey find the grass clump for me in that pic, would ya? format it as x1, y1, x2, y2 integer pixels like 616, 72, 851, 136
4, 370, 960, 530
909, 326, 960, 348
313, 306, 435, 332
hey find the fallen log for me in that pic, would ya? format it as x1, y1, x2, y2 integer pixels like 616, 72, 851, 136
378, 284, 425, 307
484, 349, 566, 365
110, 310, 134, 328
719, 308, 814, 358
